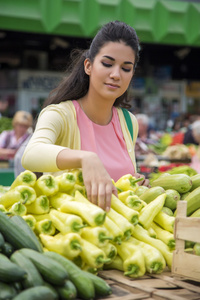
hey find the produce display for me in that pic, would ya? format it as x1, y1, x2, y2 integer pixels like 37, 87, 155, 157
0, 168, 200, 299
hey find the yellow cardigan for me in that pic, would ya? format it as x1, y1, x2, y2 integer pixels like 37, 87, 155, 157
22, 101, 138, 176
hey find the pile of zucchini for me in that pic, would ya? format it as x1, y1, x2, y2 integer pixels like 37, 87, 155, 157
0, 212, 112, 300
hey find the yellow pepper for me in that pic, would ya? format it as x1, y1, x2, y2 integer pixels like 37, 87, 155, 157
49, 192, 74, 209
34, 174, 59, 197
49, 209, 87, 234
70, 168, 84, 186
153, 211, 175, 233
118, 190, 135, 201
9, 202, 27, 216
39, 232, 82, 259
101, 242, 117, 264
26, 195, 50, 215
102, 216, 123, 245
9, 170, 37, 190
22, 214, 37, 230
80, 238, 111, 268
60, 191, 106, 227
111, 194, 139, 225
132, 224, 173, 269
34, 219, 56, 236
0, 185, 36, 208
138, 193, 166, 229
107, 208, 134, 240
55, 172, 76, 193
151, 222, 175, 250
115, 174, 143, 192
81, 226, 112, 248
69, 184, 87, 197
129, 237, 166, 274
116, 240, 146, 278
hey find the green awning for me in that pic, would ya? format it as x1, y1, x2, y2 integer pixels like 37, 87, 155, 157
0, 0, 200, 46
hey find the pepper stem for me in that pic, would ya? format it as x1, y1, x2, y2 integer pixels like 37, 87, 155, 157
99, 233, 113, 243
96, 255, 111, 264
149, 262, 163, 273
94, 213, 106, 226
70, 240, 82, 251
72, 222, 88, 232
124, 264, 139, 276
129, 177, 144, 187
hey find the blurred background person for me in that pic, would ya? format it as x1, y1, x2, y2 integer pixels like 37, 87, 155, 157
0, 110, 33, 160
0, 98, 8, 118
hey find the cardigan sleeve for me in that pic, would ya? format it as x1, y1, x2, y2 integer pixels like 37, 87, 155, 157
22, 102, 80, 173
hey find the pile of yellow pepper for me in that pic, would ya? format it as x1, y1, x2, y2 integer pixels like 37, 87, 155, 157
0, 169, 175, 278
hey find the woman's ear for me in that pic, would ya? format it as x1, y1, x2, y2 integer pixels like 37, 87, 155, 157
84, 58, 91, 75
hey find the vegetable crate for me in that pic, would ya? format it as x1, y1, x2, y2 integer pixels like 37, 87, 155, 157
172, 200, 200, 282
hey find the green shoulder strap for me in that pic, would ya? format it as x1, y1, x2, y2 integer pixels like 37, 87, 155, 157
121, 108, 133, 141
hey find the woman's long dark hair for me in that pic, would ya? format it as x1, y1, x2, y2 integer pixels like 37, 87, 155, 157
43, 20, 140, 109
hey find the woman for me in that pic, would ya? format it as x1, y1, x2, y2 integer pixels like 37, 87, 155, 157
0, 110, 33, 160
22, 20, 149, 211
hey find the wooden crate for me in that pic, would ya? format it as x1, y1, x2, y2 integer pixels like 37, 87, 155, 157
172, 200, 200, 281
98, 269, 200, 300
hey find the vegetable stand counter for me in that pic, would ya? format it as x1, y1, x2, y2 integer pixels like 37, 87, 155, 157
96, 200, 200, 300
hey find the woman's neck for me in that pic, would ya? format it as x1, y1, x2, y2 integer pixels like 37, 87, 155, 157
79, 96, 114, 125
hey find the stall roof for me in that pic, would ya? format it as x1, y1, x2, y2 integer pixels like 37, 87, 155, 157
0, 0, 200, 47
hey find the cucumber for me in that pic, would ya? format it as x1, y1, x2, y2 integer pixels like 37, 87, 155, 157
10, 215, 43, 252
151, 174, 192, 194
1, 242, 15, 257
190, 174, 200, 191
164, 189, 180, 211
184, 186, 200, 216
0, 281, 17, 300
55, 279, 77, 300
82, 271, 112, 297
10, 250, 44, 289
12, 286, 58, 300
19, 248, 68, 285
44, 251, 95, 300
0, 232, 5, 250
0, 253, 27, 283
0, 212, 42, 252
140, 186, 165, 204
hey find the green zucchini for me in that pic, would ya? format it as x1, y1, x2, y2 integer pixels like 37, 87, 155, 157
1, 242, 15, 257
12, 286, 58, 300
55, 279, 77, 300
0, 253, 27, 283
0, 211, 42, 252
10, 250, 44, 289
164, 189, 180, 211
44, 251, 95, 300
0, 232, 5, 250
10, 215, 43, 252
0, 281, 17, 300
190, 174, 200, 191
184, 186, 200, 216
151, 174, 192, 194
140, 186, 165, 204
19, 248, 68, 285
82, 271, 112, 297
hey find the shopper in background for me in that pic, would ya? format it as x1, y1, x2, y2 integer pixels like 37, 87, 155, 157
22, 20, 150, 211
183, 117, 200, 145
0, 110, 33, 160
0, 98, 8, 118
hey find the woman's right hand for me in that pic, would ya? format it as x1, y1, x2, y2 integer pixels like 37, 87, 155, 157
81, 152, 118, 212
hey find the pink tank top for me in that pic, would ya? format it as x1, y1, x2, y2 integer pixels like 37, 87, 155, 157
73, 101, 135, 182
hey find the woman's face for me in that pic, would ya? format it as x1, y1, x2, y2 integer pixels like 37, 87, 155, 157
85, 41, 136, 102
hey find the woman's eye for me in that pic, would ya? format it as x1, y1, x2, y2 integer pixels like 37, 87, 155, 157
102, 62, 112, 67
122, 67, 131, 72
